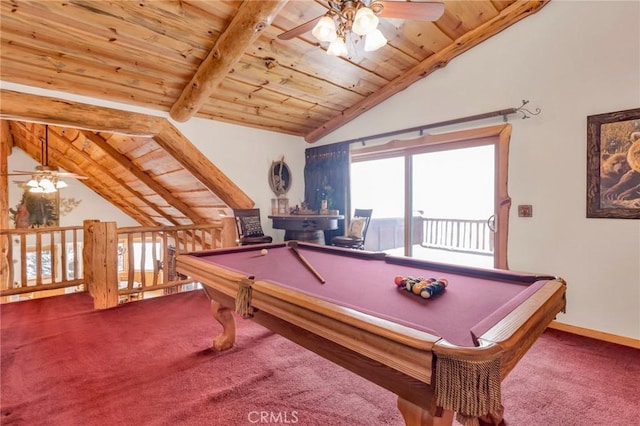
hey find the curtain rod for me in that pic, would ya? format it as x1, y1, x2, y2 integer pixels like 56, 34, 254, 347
334, 100, 541, 146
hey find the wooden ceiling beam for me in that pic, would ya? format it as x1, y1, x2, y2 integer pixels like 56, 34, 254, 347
169, 0, 288, 122
303, 0, 549, 143
80, 131, 206, 225
0, 90, 165, 136
68, 132, 182, 225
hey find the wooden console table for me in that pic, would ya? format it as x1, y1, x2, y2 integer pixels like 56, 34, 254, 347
268, 214, 344, 244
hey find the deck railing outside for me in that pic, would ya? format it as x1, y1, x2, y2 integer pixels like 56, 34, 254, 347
365, 216, 494, 256
420, 217, 494, 255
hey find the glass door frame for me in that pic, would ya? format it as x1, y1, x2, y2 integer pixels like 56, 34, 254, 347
351, 124, 512, 269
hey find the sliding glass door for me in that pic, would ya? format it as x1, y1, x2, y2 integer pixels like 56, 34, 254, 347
350, 125, 512, 269
411, 145, 495, 268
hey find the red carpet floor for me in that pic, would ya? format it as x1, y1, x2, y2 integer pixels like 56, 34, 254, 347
1, 290, 638, 426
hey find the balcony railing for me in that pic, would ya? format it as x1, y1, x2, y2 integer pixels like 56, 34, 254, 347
366, 216, 494, 256
420, 217, 494, 255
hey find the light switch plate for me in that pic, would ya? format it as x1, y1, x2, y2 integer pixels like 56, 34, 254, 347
518, 205, 533, 217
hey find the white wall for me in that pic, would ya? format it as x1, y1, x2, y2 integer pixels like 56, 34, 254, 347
3, 0, 638, 340
313, 0, 640, 340
173, 117, 304, 242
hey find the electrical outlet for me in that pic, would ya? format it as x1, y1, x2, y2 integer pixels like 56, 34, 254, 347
518, 205, 533, 217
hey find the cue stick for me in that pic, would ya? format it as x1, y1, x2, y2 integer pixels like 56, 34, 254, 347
288, 242, 325, 284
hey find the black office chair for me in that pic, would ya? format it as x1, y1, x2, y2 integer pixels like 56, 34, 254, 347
233, 208, 273, 246
331, 209, 373, 250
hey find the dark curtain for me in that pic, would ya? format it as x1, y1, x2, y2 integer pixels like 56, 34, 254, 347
304, 143, 350, 241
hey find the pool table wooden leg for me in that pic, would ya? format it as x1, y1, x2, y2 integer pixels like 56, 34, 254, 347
210, 298, 236, 351
478, 405, 505, 426
397, 397, 454, 426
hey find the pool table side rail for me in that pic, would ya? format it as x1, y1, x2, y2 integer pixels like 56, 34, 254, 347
432, 278, 566, 364
385, 254, 557, 284
478, 277, 567, 378
294, 241, 389, 260
251, 279, 439, 384
186, 242, 288, 257
176, 254, 251, 302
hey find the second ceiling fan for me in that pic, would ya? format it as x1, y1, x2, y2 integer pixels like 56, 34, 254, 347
8, 124, 88, 193
278, 0, 445, 56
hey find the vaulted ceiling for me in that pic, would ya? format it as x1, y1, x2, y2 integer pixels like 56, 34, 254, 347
1, 95, 253, 226
0, 0, 548, 227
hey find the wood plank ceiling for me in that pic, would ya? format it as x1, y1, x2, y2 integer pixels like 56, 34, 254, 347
0, 0, 548, 227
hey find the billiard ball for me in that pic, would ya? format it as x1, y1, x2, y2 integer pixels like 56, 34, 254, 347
260, 249, 268, 256
412, 282, 426, 294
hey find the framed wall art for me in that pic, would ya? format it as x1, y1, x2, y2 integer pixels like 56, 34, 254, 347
586, 108, 640, 219
10, 188, 60, 228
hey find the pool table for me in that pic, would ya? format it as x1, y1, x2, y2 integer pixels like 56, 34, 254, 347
176, 241, 566, 426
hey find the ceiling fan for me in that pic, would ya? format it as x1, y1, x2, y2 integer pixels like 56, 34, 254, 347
8, 124, 87, 193
278, 0, 445, 56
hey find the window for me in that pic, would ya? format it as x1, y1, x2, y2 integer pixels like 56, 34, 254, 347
26, 248, 53, 281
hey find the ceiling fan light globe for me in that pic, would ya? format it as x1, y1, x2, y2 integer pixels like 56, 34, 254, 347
352, 7, 379, 36
26, 178, 39, 188
364, 28, 387, 51
29, 186, 44, 193
55, 180, 68, 189
312, 16, 337, 42
327, 37, 348, 57
39, 178, 55, 192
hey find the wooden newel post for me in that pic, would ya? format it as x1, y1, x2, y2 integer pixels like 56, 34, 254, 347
221, 216, 238, 248
84, 220, 119, 309
83, 220, 99, 297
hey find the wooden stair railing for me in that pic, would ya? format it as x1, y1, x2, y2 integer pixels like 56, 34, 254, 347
1, 217, 237, 308
0, 225, 84, 300
86, 218, 236, 309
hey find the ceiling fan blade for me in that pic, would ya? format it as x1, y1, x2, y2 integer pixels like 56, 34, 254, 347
7, 170, 88, 179
374, 1, 445, 21
278, 16, 323, 40
56, 173, 88, 179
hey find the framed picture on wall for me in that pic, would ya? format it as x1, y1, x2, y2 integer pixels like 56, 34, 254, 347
586, 108, 640, 219
10, 187, 60, 228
